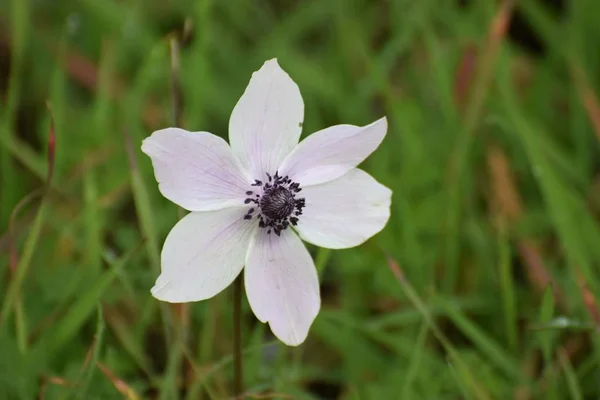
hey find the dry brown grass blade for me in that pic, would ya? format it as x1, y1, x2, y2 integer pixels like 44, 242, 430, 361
575, 268, 600, 332
167, 33, 191, 352
487, 144, 522, 221
81, 330, 100, 373
571, 64, 600, 142
164, 38, 192, 390
454, 0, 516, 124
38, 376, 79, 400
97, 362, 141, 400
45, 102, 56, 185
517, 241, 566, 309
489, 0, 516, 43
46, 376, 78, 387
486, 144, 567, 309
454, 44, 478, 111
483, 0, 517, 77
169, 35, 184, 128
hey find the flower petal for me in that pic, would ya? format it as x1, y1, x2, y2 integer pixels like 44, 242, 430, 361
278, 117, 387, 186
152, 208, 256, 303
295, 168, 391, 249
142, 128, 252, 212
245, 229, 320, 346
229, 59, 304, 179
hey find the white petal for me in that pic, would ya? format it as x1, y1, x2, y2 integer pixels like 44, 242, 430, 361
142, 128, 252, 212
295, 168, 391, 249
229, 59, 304, 179
152, 208, 256, 303
278, 117, 387, 187
245, 229, 320, 346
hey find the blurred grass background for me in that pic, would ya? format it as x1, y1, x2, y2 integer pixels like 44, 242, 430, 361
2, 0, 600, 398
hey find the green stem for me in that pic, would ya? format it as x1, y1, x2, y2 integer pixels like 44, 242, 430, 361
233, 275, 243, 397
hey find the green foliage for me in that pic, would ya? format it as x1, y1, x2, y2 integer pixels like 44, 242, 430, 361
2, 0, 600, 398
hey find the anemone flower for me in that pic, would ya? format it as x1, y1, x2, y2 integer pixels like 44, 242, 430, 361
142, 59, 391, 346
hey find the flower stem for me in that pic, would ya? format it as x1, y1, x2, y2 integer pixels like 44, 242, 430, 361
233, 274, 244, 397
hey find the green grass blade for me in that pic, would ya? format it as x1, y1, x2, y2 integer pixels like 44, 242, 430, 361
386, 257, 493, 400
43, 241, 143, 352
400, 321, 428, 399
498, 221, 517, 352
76, 305, 105, 399
0, 199, 48, 332
559, 349, 583, 400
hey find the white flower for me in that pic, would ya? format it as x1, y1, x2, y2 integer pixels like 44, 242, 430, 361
142, 59, 391, 346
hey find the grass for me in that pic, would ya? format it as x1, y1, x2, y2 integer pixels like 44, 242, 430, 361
1, 0, 600, 398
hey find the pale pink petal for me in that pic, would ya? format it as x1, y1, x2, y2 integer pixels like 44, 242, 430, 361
244, 229, 320, 346
151, 208, 256, 303
229, 59, 304, 179
296, 168, 391, 249
278, 117, 387, 186
142, 128, 252, 212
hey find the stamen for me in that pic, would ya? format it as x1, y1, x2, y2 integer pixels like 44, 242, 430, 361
242, 172, 306, 234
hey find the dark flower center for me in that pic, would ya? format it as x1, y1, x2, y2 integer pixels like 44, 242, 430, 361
260, 187, 295, 220
243, 172, 305, 236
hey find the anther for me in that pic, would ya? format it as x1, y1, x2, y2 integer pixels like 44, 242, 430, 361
243, 172, 306, 234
